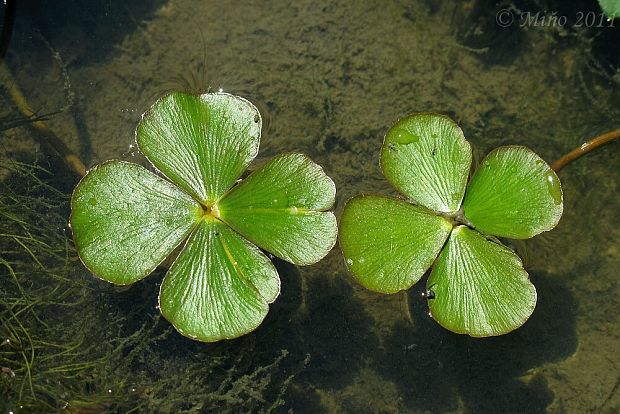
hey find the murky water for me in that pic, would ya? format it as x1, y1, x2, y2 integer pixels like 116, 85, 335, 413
2, 0, 619, 412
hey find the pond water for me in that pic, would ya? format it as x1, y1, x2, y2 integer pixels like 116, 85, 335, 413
1, 0, 619, 413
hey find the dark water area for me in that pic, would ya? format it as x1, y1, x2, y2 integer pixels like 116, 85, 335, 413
1, 0, 619, 413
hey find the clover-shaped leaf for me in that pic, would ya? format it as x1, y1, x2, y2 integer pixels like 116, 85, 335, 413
219, 153, 337, 265
136, 92, 261, 204
427, 226, 537, 337
70, 92, 337, 342
159, 219, 280, 342
340, 113, 563, 337
462, 146, 563, 239
71, 161, 201, 285
339, 195, 451, 293
380, 113, 472, 214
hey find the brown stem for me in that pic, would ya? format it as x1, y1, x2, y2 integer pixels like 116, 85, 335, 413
0, 60, 86, 177
551, 129, 620, 172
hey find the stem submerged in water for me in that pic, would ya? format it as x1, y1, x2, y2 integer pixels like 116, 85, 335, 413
551, 129, 620, 172
0, 61, 86, 177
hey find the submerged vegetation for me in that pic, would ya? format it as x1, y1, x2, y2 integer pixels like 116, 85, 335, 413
0, 159, 301, 413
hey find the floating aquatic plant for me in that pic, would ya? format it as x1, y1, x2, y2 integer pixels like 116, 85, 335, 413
70, 92, 337, 342
339, 113, 563, 337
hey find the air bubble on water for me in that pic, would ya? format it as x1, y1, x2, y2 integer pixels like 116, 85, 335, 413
123, 143, 140, 158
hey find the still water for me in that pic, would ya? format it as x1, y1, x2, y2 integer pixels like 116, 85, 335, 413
1, 0, 619, 412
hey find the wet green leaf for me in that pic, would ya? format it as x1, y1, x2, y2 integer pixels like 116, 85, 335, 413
342, 113, 563, 337
70, 91, 340, 342
463, 146, 563, 239
339, 195, 452, 293
137, 92, 261, 204
159, 219, 280, 342
380, 113, 472, 214
218, 153, 337, 265
427, 226, 537, 337
70, 161, 201, 285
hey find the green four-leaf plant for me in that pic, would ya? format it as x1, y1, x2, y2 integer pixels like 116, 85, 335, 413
339, 113, 563, 337
70, 92, 337, 342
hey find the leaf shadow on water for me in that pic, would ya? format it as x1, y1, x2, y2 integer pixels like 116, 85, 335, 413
376, 272, 578, 413
258, 261, 381, 411
91, 258, 323, 412
94, 255, 381, 412
291, 277, 379, 389
87, 253, 576, 413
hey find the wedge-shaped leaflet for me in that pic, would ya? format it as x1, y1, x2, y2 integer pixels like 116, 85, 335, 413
463, 146, 563, 239
70, 161, 201, 285
159, 219, 280, 342
339, 195, 452, 293
427, 226, 537, 337
137, 92, 261, 204
218, 153, 337, 265
380, 113, 472, 214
